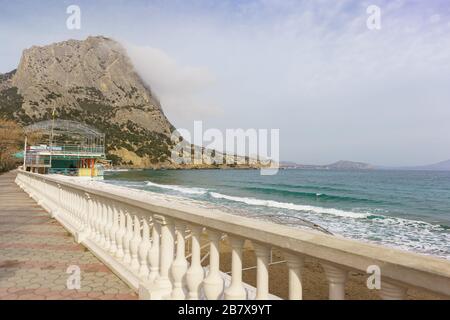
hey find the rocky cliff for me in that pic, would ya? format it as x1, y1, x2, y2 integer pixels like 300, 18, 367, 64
0, 36, 175, 166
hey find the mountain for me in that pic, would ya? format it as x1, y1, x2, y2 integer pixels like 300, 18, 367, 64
281, 159, 450, 171
0, 36, 175, 167
395, 159, 450, 171
325, 160, 374, 170
280, 160, 373, 170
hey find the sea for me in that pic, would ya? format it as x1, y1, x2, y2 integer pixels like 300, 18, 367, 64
102, 169, 450, 260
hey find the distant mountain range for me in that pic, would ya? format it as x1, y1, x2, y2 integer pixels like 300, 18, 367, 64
379, 159, 450, 171
280, 159, 450, 171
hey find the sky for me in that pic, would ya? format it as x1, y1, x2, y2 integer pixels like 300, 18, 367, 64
0, 0, 449, 166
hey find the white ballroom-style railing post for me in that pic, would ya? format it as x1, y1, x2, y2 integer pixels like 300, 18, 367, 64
103, 202, 113, 251
285, 252, 304, 300
186, 224, 205, 300
170, 220, 188, 300
93, 197, 102, 243
147, 216, 160, 284
115, 208, 126, 260
123, 213, 133, 265
130, 215, 142, 271
379, 280, 407, 300
138, 218, 151, 279
100, 201, 108, 248
153, 215, 175, 298
109, 202, 120, 255
322, 263, 348, 300
203, 230, 224, 300
224, 236, 247, 300
253, 242, 271, 300
85, 193, 94, 239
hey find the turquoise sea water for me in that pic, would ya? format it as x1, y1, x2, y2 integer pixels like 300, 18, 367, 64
103, 169, 450, 259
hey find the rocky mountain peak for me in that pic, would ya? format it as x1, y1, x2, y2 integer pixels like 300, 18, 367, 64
0, 36, 175, 166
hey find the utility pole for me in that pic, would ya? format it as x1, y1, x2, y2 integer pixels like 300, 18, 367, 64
49, 107, 56, 172
23, 135, 27, 170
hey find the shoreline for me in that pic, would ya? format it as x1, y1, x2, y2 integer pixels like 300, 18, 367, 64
101, 173, 450, 261
16, 170, 450, 299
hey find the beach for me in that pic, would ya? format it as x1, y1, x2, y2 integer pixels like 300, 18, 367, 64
214, 239, 446, 300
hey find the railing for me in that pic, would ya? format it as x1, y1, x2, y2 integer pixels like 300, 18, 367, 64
48, 167, 104, 177
48, 168, 80, 176
15, 170, 450, 300
28, 144, 105, 154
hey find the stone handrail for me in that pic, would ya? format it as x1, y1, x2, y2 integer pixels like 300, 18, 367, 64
15, 170, 450, 300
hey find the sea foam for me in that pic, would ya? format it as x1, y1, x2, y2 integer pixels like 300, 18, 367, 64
146, 181, 207, 195
209, 192, 370, 219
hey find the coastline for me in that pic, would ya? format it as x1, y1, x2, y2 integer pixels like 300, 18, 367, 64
15, 170, 450, 299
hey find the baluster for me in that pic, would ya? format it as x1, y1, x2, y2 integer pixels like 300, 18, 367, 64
69, 190, 74, 223
171, 220, 188, 299
100, 202, 108, 247
138, 218, 151, 278
54, 183, 61, 217
379, 281, 407, 300
203, 230, 224, 300
71, 191, 77, 227
76, 192, 82, 230
322, 263, 348, 300
91, 197, 99, 240
115, 209, 126, 259
147, 216, 160, 284
94, 199, 102, 244
103, 204, 113, 251
130, 215, 142, 271
123, 213, 133, 264
85, 193, 94, 238
224, 236, 246, 300
186, 225, 205, 300
285, 252, 304, 300
254, 243, 271, 300
153, 215, 175, 297
67, 189, 72, 221
109, 203, 119, 255
79, 192, 87, 233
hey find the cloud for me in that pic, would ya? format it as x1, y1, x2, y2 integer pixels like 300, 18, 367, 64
124, 44, 223, 128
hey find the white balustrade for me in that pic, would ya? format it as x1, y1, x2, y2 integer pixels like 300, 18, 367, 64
186, 225, 205, 299
224, 236, 246, 300
203, 230, 224, 300
138, 218, 151, 278
285, 253, 304, 300
109, 203, 119, 255
153, 215, 175, 297
130, 215, 142, 271
322, 263, 348, 300
123, 213, 133, 265
171, 220, 188, 299
15, 170, 450, 301
115, 209, 126, 260
254, 243, 271, 300
147, 217, 160, 284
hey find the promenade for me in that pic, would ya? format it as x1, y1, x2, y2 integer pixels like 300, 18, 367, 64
0, 171, 137, 300
3, 169, 449, 300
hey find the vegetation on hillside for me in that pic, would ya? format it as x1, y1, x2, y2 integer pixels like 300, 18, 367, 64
0, 119, 23, 172
0, 86, 174, 166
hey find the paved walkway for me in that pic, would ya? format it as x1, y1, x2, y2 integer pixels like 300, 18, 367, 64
0, 171, 137, 300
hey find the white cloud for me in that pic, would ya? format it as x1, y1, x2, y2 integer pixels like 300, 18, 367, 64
124, 44, 223, 128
